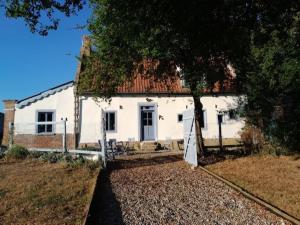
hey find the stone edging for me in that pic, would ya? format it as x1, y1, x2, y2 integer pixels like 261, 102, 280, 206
199, 166, 300, 225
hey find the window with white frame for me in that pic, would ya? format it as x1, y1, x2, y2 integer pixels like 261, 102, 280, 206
36, 111, 55, 134
105, 112, 116, 132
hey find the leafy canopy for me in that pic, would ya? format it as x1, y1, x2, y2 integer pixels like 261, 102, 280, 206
2, 0, 85, 35
240, 1, 300, 150
81, 0, 254, 97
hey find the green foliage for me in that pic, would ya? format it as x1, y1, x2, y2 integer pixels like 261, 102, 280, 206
2, 0, 85, 35
83, 0, 253, 97
28, 151, 101, 170
238, 2, 300, 151
6, 145, 30, 159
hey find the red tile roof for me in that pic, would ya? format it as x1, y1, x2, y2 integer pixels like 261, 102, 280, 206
76, 37, 236, 95
114, 74, 236, 94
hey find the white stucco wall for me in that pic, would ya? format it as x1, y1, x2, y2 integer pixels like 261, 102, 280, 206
14, 86, 75, 134
13, 83, 244, 143
201, 95, 245, 139
79, 95, 245, 144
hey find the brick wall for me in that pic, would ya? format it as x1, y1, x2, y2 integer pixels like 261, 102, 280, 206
2, 100, 17, 146
14, 134, 75, 149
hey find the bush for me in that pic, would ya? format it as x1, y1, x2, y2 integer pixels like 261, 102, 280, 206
39, 152, 64, 163
29, 151, 44, 159
6, 145, 29, 159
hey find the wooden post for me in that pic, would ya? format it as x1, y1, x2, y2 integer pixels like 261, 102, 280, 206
101, 115, 107, 168
218, 114, 223, 152
8, 122, 14, 148
61, 118, 68, 153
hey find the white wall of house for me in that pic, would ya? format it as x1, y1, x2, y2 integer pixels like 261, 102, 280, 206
201, 95, 245, 139
79, 94, 244, 144
12, 82, 244, 143
14, 86, 75, 134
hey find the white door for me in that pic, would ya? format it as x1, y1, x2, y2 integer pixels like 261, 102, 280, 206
183, 109, 198, 166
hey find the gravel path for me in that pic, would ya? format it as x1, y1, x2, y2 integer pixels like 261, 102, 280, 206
87, 154, 290, 225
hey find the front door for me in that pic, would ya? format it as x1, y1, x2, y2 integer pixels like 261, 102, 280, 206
141, 106, 155, 141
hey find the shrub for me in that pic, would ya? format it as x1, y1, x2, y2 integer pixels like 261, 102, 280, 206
6, 145, 29, 159
29, 151, 44, 159
84, 160, 101, 171
40, 152, 64, 163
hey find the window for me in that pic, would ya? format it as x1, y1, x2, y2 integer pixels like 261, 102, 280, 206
105, 112, 116, 131
200, 110, 206, 128
178, 114, 183, 122
142, 112, 153, 126
228, 109, 237, 120
37, 111, 54, 134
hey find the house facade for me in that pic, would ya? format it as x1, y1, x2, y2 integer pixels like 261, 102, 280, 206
2, 38, 245, 150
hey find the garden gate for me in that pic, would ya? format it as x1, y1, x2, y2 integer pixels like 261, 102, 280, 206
183, 109, 198, 167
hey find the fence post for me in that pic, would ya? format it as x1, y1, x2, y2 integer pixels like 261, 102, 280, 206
61, 118, 68, 153
218, 114, 223, 152
8, 122, 14, 148
102, 116, 107, 168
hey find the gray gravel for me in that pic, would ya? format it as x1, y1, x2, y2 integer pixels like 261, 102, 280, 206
93, 155, 290, 225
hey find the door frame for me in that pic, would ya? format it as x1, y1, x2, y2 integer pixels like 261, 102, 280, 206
138, 102, 158, 141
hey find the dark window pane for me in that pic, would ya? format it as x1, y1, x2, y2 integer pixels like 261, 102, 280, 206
105, 113, 109, 130
38, 125, 45, 133
46, 125, 53, 133
200, 110, 205, 128
141, 112, 145, 120
178, 114, 183, 122
109, 113, 115, 130
47, 112, 53, 122
229, 110, 236, 119
38, 113, 46, 122
148, 118, 152, 126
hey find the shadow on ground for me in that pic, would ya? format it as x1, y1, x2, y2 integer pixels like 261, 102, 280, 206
85, 153, 183, 225
85, 169, 124, 225
109, 154, 183, 170
199, 148, 248, 166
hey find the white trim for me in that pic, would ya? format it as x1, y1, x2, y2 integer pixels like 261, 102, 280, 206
35, 110, 56, 134
16, 82, 73, 109
201, 109, 208, 130
138, 102, 158, 141
104, 111, 117, 133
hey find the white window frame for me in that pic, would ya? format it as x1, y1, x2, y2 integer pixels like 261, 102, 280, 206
35, 110, 56, 135
105, 111, 117, 133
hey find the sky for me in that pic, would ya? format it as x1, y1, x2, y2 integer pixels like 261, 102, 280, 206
0, 5, 92, 112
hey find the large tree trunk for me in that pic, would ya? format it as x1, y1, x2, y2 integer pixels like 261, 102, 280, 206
192, 94, 206, 158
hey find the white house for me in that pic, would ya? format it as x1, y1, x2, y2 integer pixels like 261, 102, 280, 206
2, 38, 244, 151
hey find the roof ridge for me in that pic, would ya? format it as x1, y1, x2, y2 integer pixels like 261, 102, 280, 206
16, 81, 74, 108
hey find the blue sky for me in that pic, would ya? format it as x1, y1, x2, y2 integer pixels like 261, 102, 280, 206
0, 5, 92, 112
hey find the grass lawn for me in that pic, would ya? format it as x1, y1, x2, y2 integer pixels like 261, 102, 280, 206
0, 159, 99, 225
205, 154, 300, 219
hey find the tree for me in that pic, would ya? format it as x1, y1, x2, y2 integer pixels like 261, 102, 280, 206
238, 1, 300, 151
78, 0, 254, 157
2, 0, 85, 35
